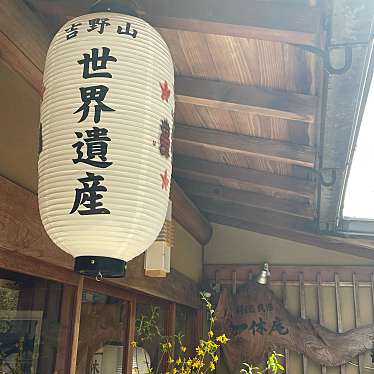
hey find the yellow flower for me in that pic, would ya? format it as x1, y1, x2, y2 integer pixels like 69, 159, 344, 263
176, 357, 182, 365
187, 359, 192, 367
165, 371, 170, 374
131, 341, 137, 348
213, 355, 218, 363
181, 346, 187, 353
210, 361, 215, 371
208, 330, 214, 338
192, 361, 200, 369
173, 368, 177, 374
196, 347, 204, 356
168, 357, 174, 364
192, 359, 203, 369
216, 334, 229, 344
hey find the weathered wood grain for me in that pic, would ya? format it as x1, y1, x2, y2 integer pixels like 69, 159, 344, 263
175, 76, 318, 123
194, 196, 316, 233
206, 214, 374, 261
176, 177, 314, 218
174, 123, 315, 166
174, 155, 315, 200
170, 180, 212, 245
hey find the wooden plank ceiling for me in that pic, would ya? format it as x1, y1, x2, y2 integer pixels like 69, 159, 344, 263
26, 0, 324, 241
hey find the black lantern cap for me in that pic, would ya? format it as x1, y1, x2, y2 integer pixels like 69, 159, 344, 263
74, 256, 126, 278
89, 0, 138, 16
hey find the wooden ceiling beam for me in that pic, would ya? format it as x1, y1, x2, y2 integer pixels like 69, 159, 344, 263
174, 123, 315, 167
170, 180, 212, 245
193, 196, 315, 233
0, 0, 211, 246
176, 177, 315, 219
0, 0, 51, 94
207, 214, 374, 261
175, 76, 318, 123
139, 0, 322, 46
26, 0, 322, 46
173, 155, 316, 200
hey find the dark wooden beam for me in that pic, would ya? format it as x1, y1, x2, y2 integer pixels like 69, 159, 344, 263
170, 180, 212, 245
177, 177, 314, 218
173, 155, 316, 200
174, 123, 315, 167
139, 0, 322, 46
207, 213, 374, 261
175, 76, 318, 123
193, 196, 316, 232
26, 0, 322, 46
0, 0, 51, 94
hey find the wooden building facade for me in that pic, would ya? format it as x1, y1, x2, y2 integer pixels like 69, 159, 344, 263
1, 0, 374, 373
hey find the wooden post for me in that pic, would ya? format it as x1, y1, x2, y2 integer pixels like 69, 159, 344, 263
299, 273, 308, 374
69, 276, 84, 374
163, 302, 177, 372
123, 296, 137, 374
281, 272, 289, 373
316, 273, 327, 374
334, 273, 346, 374
55, 285, 75, 374
353, 273, 363, 374
232, 271, 237, 295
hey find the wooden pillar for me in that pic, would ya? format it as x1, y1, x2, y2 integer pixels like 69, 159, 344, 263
123, 296, 137, 374
69, 276, 84, 374
55, 285, 75, 374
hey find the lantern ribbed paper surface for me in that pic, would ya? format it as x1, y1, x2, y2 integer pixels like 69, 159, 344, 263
39, 12, 174, 276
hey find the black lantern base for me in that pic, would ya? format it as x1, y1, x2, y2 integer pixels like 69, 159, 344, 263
74, 256, 126, 278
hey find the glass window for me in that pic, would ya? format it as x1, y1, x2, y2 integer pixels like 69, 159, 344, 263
341, 42, 374, 228
76, 291, 127, 374
0, 268, 74, 374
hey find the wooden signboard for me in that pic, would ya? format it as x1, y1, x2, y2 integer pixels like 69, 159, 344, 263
215, 281, 374, 372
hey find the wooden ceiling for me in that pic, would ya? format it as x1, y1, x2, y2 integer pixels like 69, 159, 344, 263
22, 0, 324, 241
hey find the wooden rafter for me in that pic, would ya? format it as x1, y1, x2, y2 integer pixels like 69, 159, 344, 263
0, 0, 50, 93
175, 76, 318, 123
139, 0, 322, 46
176, 177, 314, 218
174, 123, 316, 167
173, 155, 316, 200
170, 180, 212, 245
25, 0, 322, 46
193, 196, 316, 232
207, 214, 374, 261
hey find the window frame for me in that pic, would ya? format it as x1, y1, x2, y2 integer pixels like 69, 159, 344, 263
337, 37, 374, 236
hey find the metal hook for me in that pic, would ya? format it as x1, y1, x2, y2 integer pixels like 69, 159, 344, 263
325, 46, 353, 75
289, 44, 353, 75
96, 272, 103, 282
310, 168, 337, 187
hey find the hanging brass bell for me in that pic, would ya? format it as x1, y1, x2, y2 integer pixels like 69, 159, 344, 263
256, 263, 270, 285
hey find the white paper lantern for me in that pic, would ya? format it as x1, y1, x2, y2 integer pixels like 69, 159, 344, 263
38, 12, 174, 277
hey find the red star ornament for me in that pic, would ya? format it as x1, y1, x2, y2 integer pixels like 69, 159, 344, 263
160, 169, 170, 190
160, 80, 171, 102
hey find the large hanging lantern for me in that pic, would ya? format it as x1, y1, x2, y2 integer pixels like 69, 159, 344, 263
38, 11, 174, 278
